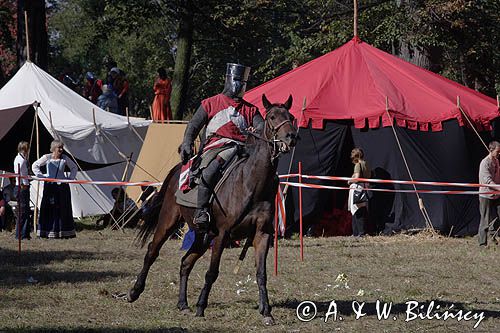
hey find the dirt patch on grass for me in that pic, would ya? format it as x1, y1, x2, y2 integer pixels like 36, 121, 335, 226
0, 227, 499, 332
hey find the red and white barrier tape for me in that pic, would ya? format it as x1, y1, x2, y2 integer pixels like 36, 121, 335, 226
279, 173, 500, 189
2, 171, 499, 195
280, 181, 500, 195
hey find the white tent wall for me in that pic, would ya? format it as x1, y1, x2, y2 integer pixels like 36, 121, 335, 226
0, 61, 151, 216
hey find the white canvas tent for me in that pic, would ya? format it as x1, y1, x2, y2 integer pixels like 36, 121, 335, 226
0, 61, 151, 216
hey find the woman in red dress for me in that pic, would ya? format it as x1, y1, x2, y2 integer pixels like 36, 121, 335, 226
151, 67, 172, 121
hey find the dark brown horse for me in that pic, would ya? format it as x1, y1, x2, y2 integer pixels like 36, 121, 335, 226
127, 94, 297, 325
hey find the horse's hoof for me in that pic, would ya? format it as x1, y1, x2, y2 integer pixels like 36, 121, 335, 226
127, 290, 138, 303
180, 308, 192, 315
262, 316, 275, 326
195, 309, 205, 317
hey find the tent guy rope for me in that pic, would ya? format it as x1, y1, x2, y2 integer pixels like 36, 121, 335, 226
385, 96, 436, 233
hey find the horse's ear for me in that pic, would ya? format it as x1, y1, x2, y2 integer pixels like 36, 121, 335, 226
262, 94, 272, 110
284, 94, 293, 110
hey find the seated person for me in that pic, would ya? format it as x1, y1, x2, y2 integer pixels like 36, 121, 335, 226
0, 190, 5, 231
96, 187, 139, 228
0, 188, 15, 232
139, 185, 157, 214
2, 177, 18, 203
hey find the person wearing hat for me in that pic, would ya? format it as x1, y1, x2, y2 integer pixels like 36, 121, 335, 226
82, 71, 103, 104
178, 63, 264, 243
109, 67, 129, 116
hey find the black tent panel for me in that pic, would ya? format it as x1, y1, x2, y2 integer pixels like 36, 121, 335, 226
0, 105, 53, 172
280, 118, 487, 236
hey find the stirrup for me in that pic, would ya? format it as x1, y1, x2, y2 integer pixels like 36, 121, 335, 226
194, 209, 210, 225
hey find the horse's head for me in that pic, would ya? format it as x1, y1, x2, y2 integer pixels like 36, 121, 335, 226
262, 94, 298, 154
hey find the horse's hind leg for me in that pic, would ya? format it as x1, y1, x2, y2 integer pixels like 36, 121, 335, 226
177, 233, 210, 312
195, 231, 229, 317
128, 206, 181, 303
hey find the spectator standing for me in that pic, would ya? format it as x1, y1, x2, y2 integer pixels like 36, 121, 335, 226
97, 84, 119, 114
14, 141, 32, 240
32, 140, 78, 239
348, 147, 372, 237
109, 67, 129, 116
151, 67, 172, 121
478, 141, 500, 246
82, 72, 103, 104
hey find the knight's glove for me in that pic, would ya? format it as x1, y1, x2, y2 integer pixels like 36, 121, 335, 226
180, 141, 194, 165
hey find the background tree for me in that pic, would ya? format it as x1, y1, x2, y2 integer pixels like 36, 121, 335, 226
5, 0, 495, 118
0, 0, 16, 86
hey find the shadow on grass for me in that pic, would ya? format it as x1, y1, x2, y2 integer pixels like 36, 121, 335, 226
0, 328, 220, 333
0, 269, 126, 287
0, 248, 127, 288
0, 248, 114, 267
275, 298, 500, 319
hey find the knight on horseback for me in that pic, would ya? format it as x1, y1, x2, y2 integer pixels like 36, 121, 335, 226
178, 63, 264, 242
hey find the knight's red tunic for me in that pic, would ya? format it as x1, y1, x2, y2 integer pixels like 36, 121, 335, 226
201, 93, 259, 145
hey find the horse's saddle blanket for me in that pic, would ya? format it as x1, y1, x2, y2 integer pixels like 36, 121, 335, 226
175, 146, 246, 208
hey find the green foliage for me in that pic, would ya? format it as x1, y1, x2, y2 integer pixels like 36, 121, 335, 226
48, 0, 499, 119
0, 0, 16, 85
49, 0, 176, 117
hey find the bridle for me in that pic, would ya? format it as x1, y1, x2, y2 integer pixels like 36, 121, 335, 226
248, 105, 295, 162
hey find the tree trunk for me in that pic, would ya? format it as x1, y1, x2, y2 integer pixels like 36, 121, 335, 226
17, 0, 48, 70
394, 0, 433, 71
170, 1, 194, 120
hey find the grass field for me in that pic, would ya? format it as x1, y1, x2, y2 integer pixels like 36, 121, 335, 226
1, 221, 499, 333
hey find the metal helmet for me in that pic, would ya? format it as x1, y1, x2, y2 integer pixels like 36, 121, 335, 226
223, 63, 250, 98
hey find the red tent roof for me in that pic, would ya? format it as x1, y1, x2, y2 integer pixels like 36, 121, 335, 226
245, 37, 499, 131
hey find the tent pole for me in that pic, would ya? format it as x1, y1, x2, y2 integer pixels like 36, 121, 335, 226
384, 96, 436, 233
149, 105, 154, 121
353, 0, 358, 37
33, 105, 41, 233
126, 107, 130, 124
92, 108, 98, 131
24, 11, 30, 62
457, 96, 488, 152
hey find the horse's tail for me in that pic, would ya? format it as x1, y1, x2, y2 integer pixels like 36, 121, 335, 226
136, 164, 181, 248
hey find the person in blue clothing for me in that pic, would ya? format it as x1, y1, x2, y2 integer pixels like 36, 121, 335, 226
32, 140, 78, 238
97, 84, 119, 114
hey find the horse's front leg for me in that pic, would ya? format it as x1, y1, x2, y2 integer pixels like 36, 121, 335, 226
195, 231, 228, 317
178, 233, 210, 312
253, 228, 274, 325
